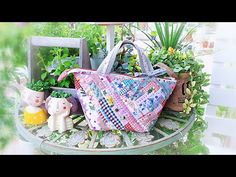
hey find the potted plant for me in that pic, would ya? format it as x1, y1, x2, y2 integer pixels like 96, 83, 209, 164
90, 36, 108, 69
45, 89, 79, 115
38, 47, 84, 113
112, 44, 142, 76
22, 80, 50, 125
135, 22, 199, 111
45, 90, 74, 133
35, 23, 106, 94
151, 48, 197, 112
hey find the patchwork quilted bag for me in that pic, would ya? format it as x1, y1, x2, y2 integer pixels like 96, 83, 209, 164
58, 40, 177, 132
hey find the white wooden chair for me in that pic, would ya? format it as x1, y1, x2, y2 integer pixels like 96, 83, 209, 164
28, 36, 91, 81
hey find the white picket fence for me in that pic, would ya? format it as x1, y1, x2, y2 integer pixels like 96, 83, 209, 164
203, 23, 236, 153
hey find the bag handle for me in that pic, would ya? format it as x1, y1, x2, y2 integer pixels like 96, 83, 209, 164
97, 40, 154, 74
57, 69, 73, 82
57, 62, 176, 83
154, 62, 178, 79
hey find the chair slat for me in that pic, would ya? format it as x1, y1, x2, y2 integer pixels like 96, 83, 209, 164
31, 36, 81, 48
211, 63, 236, 86
205, 115, 236, 137
209, 87, 236, 107
213, 47, 236, 63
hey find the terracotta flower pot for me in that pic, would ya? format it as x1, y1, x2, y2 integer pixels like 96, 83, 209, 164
165, 73, 190, 112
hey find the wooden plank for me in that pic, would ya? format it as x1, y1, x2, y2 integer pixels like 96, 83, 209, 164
31, 36, 81, 48
209, 87, 236, 107
27, 38, 33, 81
122, 132, 133, 147
28, 37, 91, 81
213, 48, 236, 63
154, 128, 169, 137
79, 39, 91, 69
88, 132, 98, 148
205, 104, 218, 117
211, 63, 236, 86
28, 38, 42, 81
106, 25, 115, 52
205, 115, 236, 137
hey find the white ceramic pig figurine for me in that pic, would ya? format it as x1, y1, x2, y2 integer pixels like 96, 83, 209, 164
46, 97, 74, 133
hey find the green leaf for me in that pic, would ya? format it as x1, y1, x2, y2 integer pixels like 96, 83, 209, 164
184, 65, 191, 71
54, 69, 61, 76
49, 78, 56, 86
164, 22, 169, 48
172, 23, 186, 49
64, 80, 70, 88
150, 31, 157, 36
169, 23, 174, 47
186, 88, 191, 95
63, 61, 72, 67
41, 72, 48, 81
128, 65, 133, 72
155, 23, 165, 47
63, 48, 69, 56
73, 64, 80, 68
173, 67, 183, 73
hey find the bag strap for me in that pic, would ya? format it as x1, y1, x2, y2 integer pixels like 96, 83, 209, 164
154, 62, 178, 79
97, 40, 154, 74
57, 68, 79, 82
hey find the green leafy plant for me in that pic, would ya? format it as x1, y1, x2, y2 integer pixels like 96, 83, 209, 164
26, 80, 50, 92
134, 22, 197, 51
113, 45, 141, 75
149, 48, 210, 116
33, 22, 106, 57
114, 23, 136, 43
34, 23, 108, 88
50, 90, 72, 98
147, 46, 210, 154
154, 22, 186, 49
39, 47, 79, 88
216, 106, 236, 119
150, 47, 195, 75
